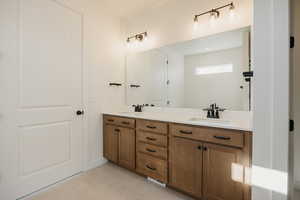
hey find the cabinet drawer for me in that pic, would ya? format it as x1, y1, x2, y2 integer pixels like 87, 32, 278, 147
104, 115, 135, 128
137, 142, 167, 160
171, 124, 204, 141
203, 129, 244, 148
136, 119, 167, 135
171, 124, 244, 148
137, 131, 167, 147
136, 153, 167, 183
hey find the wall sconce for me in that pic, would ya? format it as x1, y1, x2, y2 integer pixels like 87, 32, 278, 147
194, 2, 235, 24
126, 32, 148, 43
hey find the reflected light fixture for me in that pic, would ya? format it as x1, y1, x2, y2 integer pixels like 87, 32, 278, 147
126, 32, 148, 43
194, 2, 235, 24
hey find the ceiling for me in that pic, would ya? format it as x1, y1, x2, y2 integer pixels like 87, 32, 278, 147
102, 0, 171, 19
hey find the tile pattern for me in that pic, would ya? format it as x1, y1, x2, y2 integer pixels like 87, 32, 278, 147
29, 163, 193, 200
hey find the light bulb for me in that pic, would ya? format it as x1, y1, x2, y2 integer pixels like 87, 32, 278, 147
144, 33, 148, 42
210, 13, 217, 27
229, 3, 235, 19
193, 16, 199, 30
126, 38, 131, 48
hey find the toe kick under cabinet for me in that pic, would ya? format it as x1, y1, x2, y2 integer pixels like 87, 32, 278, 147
103, 114, 252, 200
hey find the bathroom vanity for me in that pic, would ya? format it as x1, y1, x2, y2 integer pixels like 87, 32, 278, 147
102, 112, 252, 200
103, 26, 253, 200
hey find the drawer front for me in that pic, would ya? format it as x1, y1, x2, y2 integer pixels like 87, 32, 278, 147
171, 124, 244, 148
171, 124, 205, 141
136, 153, 167, 183
137, 131, 167, 147
137, 142, 167, 160
104, 115, 119, 125
202, 128, 244, 148
104, 115, 135, 128
136, 119, 167, 135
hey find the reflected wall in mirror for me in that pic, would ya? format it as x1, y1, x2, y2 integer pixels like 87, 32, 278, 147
126, 27, 251, 111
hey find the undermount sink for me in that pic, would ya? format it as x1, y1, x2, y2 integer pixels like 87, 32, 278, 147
189, 117, 230, 124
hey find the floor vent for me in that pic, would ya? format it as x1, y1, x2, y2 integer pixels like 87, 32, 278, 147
147, 177, 166, 187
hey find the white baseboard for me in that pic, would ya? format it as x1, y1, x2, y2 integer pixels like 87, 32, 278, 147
295, 180, 300, 191
85, 158, 107, 171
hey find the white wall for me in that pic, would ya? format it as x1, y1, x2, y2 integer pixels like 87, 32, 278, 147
184, 47, 248, 110
252, 0, 290, 200
292, 0, 300, 191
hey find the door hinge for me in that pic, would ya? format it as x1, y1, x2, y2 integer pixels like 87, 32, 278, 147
290, 36, 295, 49
290, 119, 294, 132
243, 71, 253, 82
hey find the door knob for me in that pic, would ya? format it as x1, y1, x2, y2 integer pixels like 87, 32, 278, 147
76, 110, 84, 116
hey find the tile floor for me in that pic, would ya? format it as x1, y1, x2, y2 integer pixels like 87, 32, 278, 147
28, 163, 193, 200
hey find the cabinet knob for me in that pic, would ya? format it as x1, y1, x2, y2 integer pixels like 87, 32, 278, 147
76, 110, 84, 115
203, 147, 208, 151
198, 146, 202, 150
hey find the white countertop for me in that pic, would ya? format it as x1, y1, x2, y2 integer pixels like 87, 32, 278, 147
102, 109, 252, 132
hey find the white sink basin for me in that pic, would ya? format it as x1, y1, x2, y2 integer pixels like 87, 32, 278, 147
189, 117, 230, 124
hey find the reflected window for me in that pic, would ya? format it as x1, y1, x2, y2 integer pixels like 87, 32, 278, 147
195, 64, 233, 75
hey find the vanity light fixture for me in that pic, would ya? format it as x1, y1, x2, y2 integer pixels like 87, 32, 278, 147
194, 2, 235, 23
126, 32, 148, 43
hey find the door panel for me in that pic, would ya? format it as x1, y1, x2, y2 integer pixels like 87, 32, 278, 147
203, 143, 243, 200
104, 125, 119, 163
20, 121, 71, 175
20, 0, 82, 108
1, 0, 83, 198
169, 136, 203, 198
119, 127, 135, 169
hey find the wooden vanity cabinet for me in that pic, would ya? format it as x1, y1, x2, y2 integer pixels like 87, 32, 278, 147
103, 115, 252, 200
169, 136, 203, 198
169, 123, 252, 200
103, 124, 119, 163
136, 119, 168, 183
202, 143, 243, 200
118, 127, 136, 169
103, 115, 136, 170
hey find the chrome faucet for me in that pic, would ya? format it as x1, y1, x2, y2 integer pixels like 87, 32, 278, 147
203, 103, 226, 119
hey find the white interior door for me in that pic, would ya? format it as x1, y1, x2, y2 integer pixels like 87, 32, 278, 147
0, 0, 83, 199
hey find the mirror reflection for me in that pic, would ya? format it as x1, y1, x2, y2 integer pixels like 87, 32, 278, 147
126, 27, 251, 111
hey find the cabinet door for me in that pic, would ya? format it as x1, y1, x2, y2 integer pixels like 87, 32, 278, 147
118, 127, 136, 170
203, 143, 243, 200
103, 124, 119, 163
169, 136, 203, 198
